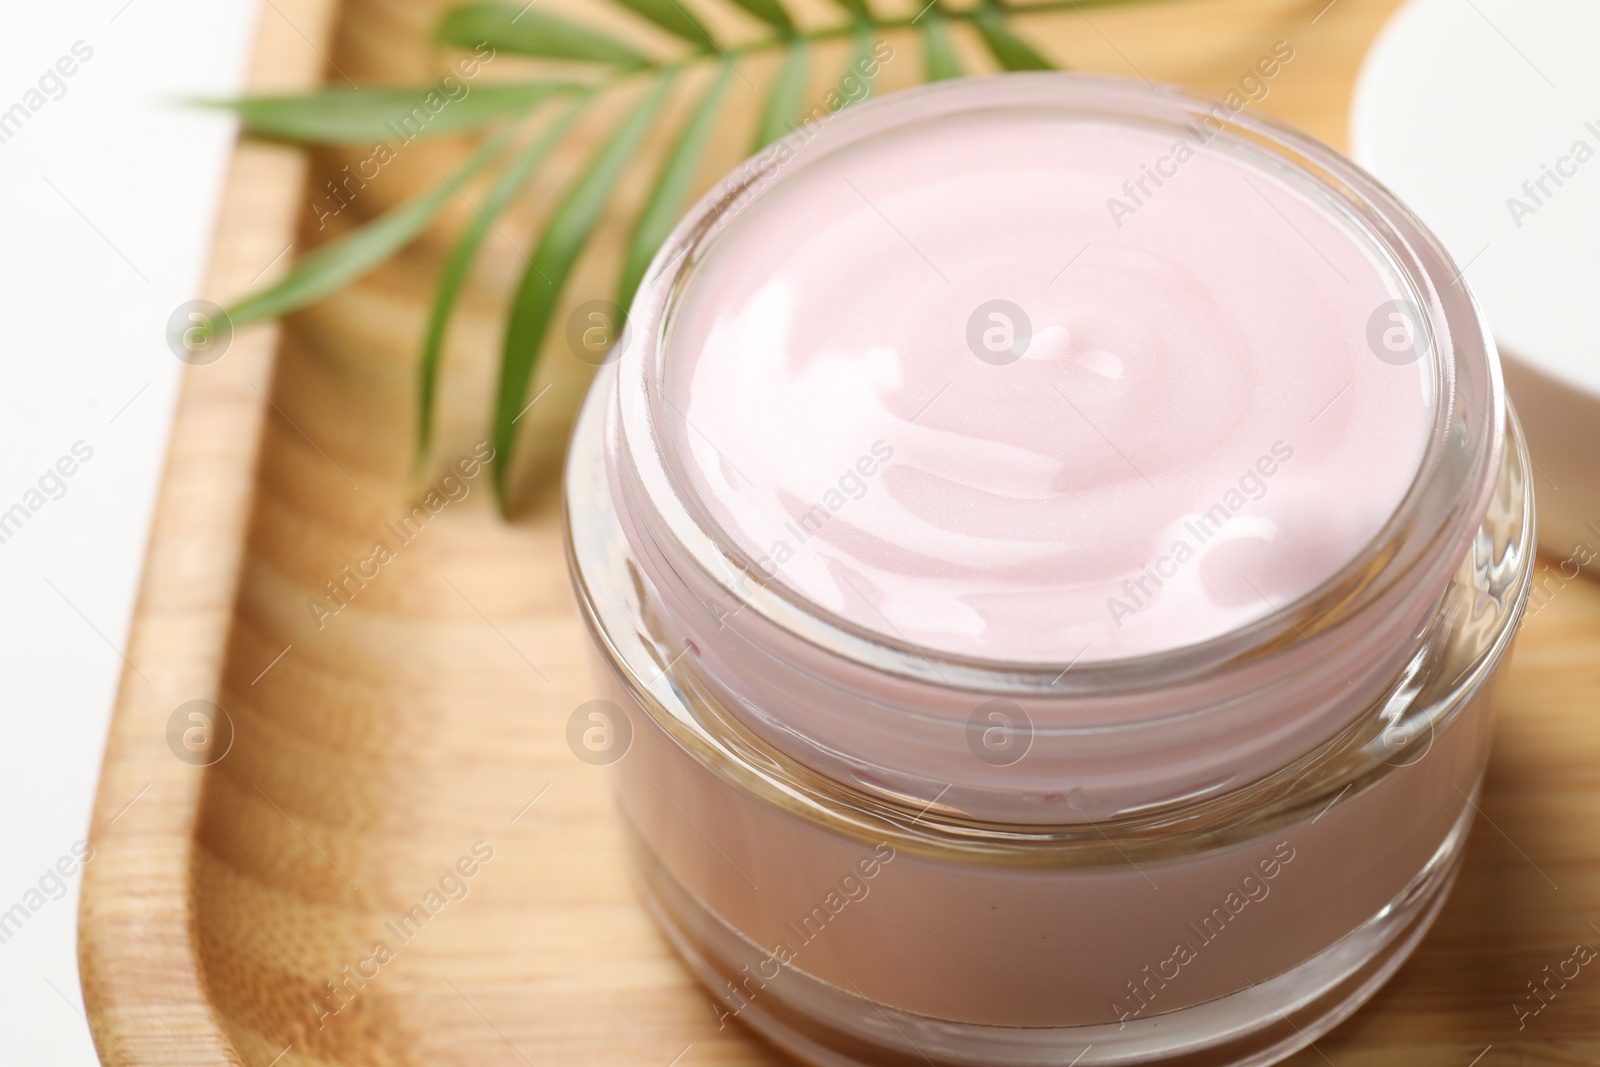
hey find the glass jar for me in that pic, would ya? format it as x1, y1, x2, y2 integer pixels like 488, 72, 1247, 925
564, 74, 1534, 1067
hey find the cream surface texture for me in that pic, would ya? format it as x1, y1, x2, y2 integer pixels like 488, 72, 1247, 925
665, 113, 1432, 662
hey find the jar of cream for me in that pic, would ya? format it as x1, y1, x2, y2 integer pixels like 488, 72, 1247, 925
564, 74, 1534, 1066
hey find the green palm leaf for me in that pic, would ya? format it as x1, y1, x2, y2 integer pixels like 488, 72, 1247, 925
437, 3, 650, 66
751, 36, 810, 150
211, 0, 1188, 509
723, 0, 793, 32
919, 11, 964, 81
619, 66, 734, 311
973, 3, 1057, 70
835, 24, 877, 110
491, 77, 675, 502
417, 96, 592, 462
202, 83, 572, 144
610, 0, 712, 44
225, 128, 512, 331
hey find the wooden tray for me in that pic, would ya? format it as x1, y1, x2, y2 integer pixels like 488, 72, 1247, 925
79, 0, 1600, 1064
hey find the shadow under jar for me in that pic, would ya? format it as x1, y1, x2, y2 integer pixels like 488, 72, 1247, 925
564, 74, 1534, 1067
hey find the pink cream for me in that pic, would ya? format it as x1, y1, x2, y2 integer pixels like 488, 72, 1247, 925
664, 113, 1432, 663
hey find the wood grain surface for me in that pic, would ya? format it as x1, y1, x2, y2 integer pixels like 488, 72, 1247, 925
78, 0, 1600, 1064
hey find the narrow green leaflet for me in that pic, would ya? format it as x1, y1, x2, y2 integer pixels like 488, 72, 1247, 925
919, 10, 963, 81
618, 67, 732, 312
226, 129, 513, 330
417, 96, 591, 461
751, 37, 810, 151
491, 77, 675, 501
209, 83, 572, 145
834, 24, 875, 111
972, 4, 1056, 70
609, 0, 711, 44
828, 0, 871, 18
436, 3, 649, 67
723, 0, 793, 32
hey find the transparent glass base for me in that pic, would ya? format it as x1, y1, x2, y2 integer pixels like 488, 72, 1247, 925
628, 792, 1475, 1067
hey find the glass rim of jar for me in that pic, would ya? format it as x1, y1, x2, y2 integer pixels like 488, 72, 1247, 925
568, 376, 1533, 849
609, 71, 1506, 697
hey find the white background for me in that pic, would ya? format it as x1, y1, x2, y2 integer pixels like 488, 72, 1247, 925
0, 0, 258, 1061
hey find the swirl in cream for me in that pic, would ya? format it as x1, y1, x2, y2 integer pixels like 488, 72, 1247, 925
663, 114, 1432, 662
